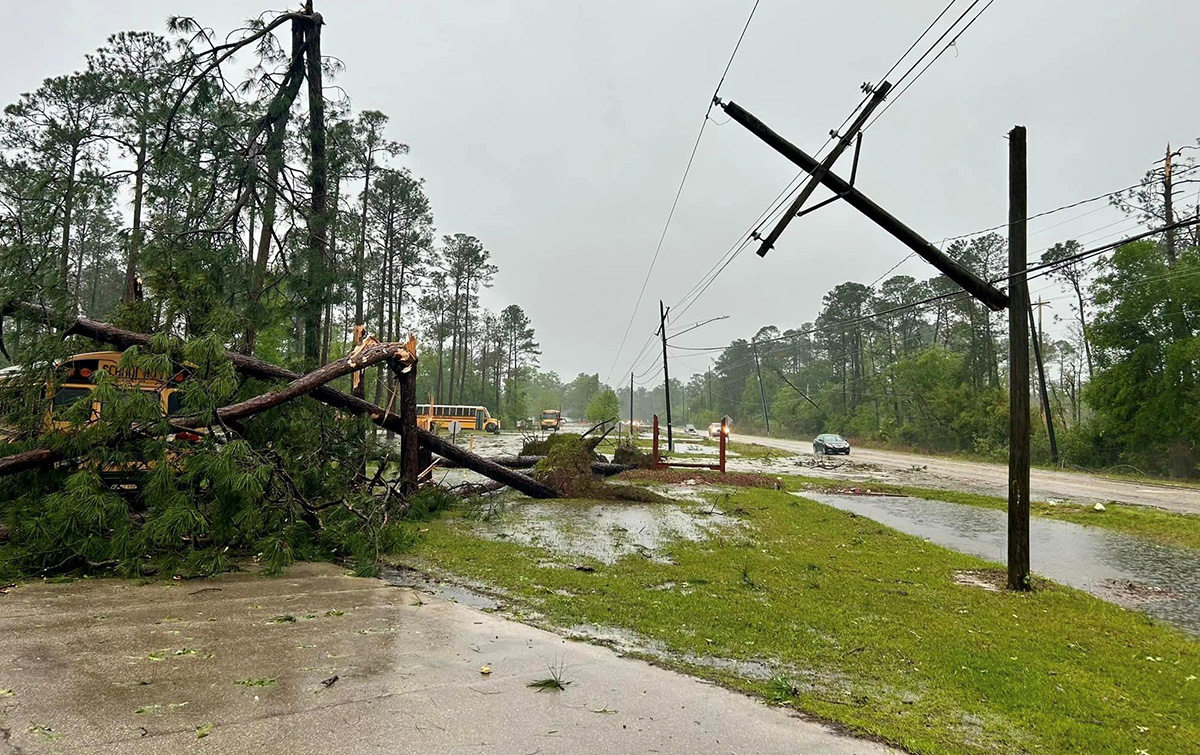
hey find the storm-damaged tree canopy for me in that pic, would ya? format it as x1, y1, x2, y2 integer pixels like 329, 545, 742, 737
0, 5, 553, 579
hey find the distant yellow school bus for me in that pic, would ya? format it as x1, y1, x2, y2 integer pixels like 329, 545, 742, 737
539, 409, 562, 432
417, 404, 500, 434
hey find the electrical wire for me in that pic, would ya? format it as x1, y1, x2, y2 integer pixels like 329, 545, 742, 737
605, 0, 762, 384
662, 1, 999, 327
878, 0, 963, 84
862, 0, 998, 134
674, 216, 1200, 368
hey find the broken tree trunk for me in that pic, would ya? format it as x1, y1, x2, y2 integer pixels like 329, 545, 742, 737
174, 337, 414, 429
1, 303, 557, 499
437, 454, 630, 477
412, 431, 557, 498
0, 448, 58, 477
392, 357, 420, 499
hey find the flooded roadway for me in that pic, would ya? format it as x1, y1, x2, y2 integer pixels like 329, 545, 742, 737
805, 493, 1200, 635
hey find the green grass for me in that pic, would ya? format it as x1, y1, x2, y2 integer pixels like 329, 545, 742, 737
624, 436, 781, 460
404, 490, 1199, 754
781, 475, 1200, 551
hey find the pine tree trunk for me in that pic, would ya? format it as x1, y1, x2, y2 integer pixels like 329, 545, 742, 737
448, 278, 461, 404
303, 6, 328, 368
354, 160, 372, 330
123, 131, 146, 303
59, 150, 79, 306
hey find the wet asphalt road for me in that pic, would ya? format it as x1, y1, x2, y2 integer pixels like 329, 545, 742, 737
738, 434, 1200, 516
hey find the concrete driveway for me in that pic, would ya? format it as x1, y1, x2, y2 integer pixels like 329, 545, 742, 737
0, 563, 896, 754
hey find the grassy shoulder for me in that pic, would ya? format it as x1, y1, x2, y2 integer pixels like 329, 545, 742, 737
619, 435, 780, 460
403, 489, 1198, 754
778, 475, 1200, 551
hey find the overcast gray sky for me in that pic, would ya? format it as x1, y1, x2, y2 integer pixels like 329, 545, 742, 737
5, 1, 1199, 383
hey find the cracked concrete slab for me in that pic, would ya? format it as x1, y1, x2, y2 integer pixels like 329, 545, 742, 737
0, 563, 897, 754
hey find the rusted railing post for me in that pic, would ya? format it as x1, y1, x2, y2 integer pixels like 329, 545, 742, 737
719, 416, 728, 473
652, 414, 661, 468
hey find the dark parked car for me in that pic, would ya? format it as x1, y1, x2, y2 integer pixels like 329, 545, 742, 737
813, 433, 850, 455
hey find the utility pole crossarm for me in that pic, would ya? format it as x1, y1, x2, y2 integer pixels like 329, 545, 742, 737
720, 99, 1009, 312
754, 81, 892, 257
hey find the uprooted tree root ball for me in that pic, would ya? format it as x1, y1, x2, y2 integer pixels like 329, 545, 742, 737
611, 441, 655, 469
532, 434, 667, 502
520, 432, 585, 457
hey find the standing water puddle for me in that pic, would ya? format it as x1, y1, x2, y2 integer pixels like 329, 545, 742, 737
474, 501, 738, 565
803, 493, 1200, 634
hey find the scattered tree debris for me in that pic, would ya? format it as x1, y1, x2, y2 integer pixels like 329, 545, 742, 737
233, 678, 276, 687
527, 661, 571, 692
531, 434, 666, 502
612, 441, 655, 469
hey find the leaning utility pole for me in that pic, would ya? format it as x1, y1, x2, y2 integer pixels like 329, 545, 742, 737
751, 341, 770, 435
756, 81, 892, 256
657, 300, 674, 452
719, 100, 1008, 311
719, 96, 1027, 590
1029, 305, 1058, 465
1008, 126, 1032, 591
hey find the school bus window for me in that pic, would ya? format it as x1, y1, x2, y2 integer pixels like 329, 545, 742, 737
53, 386, 92, 409
166, 391, 184, 415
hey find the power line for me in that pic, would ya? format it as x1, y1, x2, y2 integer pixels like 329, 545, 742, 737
678, 216, 1200, 364
879, 0, 963, 83
938, 162, 1200, 245
663, 1, 996, 326
605, 0, 762, 384
887, 0, 984, 91
862, 0, 998, 134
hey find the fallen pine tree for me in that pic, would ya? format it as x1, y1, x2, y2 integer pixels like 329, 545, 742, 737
0, 301, 556, 499
0, 303, 556, 579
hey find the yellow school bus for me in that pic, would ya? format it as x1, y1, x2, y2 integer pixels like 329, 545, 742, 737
0, 365, 25, 441
539, 409, 562, 431
0, 351, 197, 485
417, 404, 500, 434
44, 351, 190, 434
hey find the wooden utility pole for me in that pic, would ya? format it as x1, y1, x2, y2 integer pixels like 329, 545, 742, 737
629, 372, 634, 440
1007, 125, 1032, 591
1029, 305, 1058, 464
1164, 144, 1177, 268
719, 100, 1008, 311
751, 341, 770, 435
1030, 296, 1052, 346
756, 81, 892, 256
657, 300, 674, 452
